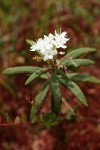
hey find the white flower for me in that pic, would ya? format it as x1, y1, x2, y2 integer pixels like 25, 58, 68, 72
30, 38, 42, 51
30, 37, 53, 53
43, 49, 58, 61
30, 29, 69, 61
53, 29, 69, 49
30, 42, 38, 51
44, 33, 54, 43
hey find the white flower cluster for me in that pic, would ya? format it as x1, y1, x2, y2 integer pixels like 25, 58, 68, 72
30, 29, 69, 61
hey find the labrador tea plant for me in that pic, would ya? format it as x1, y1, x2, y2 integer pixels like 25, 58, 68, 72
3, 29, 100, 123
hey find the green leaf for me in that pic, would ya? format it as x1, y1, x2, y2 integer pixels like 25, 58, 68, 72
58, 74, 88, 107
62, 47, 96, 60
26, 39, 35, 45
30, 81, 49, 122
3, 66, 48, 80
61, 59, 94, 67
56, 69, 69, 81
3, 66, 42, 75
40, 74, 48, 79
67, 81, 88, 106
68, 73, 100, 84
25, 68, 47, 85
51, 74, 62, 115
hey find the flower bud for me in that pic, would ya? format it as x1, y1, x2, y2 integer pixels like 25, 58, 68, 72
59, 51, 65, 55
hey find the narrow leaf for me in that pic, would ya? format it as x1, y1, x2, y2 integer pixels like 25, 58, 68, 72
58, 74, 88, 106
40, 74, 48, 79
30, 81, 49, 122
67, 47, 96, 58
25, 68, 47, 85
68, 73, 100, 84
61, 59, 94, 67
51, 74, 62, 115
56, 69, 69, 81
61, 47, 96, 61
67, 81, 88, 106
3, 66, 42, 75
